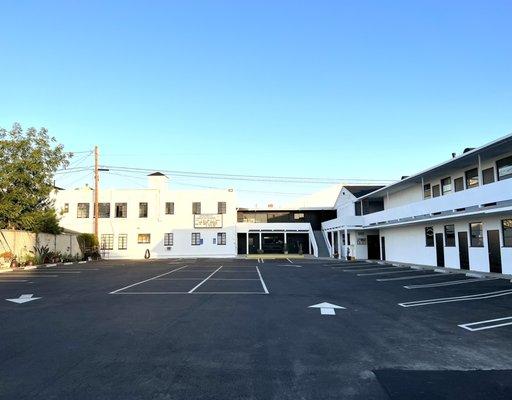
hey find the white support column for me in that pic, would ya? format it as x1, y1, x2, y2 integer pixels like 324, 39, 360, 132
246, 233, 249, 255
309, 237, 312, 255
330, 231, 334, 257
337, 230, 342, 258
258, 232, 262, 251
344, 228, 349, 259
284, 231, 287, 244
478, 154, 483, 184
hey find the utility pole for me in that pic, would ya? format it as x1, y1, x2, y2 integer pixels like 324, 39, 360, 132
94, 145, 99, 238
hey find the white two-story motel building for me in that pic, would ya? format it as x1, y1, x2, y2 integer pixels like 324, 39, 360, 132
53, 133, 512, 275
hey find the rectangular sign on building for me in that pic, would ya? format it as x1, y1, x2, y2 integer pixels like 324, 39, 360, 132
194, 214, 223, 228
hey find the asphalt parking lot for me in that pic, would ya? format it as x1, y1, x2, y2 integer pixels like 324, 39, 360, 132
1, 257, 512, 399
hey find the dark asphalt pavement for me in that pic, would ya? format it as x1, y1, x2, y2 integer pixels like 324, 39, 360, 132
1, 258, 512, 399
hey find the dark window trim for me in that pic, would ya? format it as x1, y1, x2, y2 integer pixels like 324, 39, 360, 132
118, 234, 128, 250
465, 167, 479, 189
453, 176, 464, 192
441, 177, 452, 195
217, 232, 227, 245
444, 224, 455, 247
164, 232, 174, 246
191, 232, 201, 245
502, 219, 512, 248
137, 233, 151, 244
497, 155, 512, 181
469, 222, 484, 247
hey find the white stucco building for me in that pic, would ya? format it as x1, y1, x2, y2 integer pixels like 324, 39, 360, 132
322, 133, 512, 275
53, 132, 512, 275
53, 173, 238, 259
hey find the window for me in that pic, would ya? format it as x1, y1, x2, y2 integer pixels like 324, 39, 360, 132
139, 202, 148, 218
441, 177, 452, 195
191, 233, 201, 245
425, 227, 434, 247
454, 177, 464, 192
100, 234, 114, 250
294, 213, 305, 220
63, 203, 69, 213
192, 202, 201, 215
164, 233, 174, 246
218, 202, 226, 214
98, 203, 110, 218
465, 168, 479, 189
138, 234, 151, 244
165, 202, 175, 215
118, 234, 128, 250
469, 222, 483, 247
115, 203, 127, 218
497, 155, 512, 181
432, 184, 440, 198
77, 203, 90, 218
482, 167, 495, 185
502, 219, 512, 247
423, 184, 431, 199
444, 225, 455, 246
217, 232, 226, 245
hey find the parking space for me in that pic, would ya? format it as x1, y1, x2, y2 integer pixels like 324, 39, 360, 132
1, 257, 512, 399
337, 260, 512, 334
109, 264, 268, 295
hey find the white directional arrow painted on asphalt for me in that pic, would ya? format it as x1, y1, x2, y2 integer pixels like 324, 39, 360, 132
6, 294, 42, 304
309, 302, 345, 315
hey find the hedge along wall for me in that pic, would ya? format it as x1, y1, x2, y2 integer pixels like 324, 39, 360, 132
0, 229, 81, 261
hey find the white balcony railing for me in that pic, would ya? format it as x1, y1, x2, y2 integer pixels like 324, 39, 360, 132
363, 178, 512, 226
322, 215, 364, 230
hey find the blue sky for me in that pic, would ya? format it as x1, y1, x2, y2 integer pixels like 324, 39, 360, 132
1, 1, 511, 206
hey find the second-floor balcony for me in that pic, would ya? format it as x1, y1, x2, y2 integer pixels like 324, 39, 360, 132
363, 178, 512, 226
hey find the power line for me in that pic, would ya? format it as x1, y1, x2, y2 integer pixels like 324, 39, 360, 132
101, 165, 394, 184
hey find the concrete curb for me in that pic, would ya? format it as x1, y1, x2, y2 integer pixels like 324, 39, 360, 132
373, 260, 512, 280
0, 260, 91, 273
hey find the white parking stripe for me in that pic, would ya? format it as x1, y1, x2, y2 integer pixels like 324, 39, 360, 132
188, 266, 223, 293
0, 275, 58, 278
358, 269, 420, 276
404, 277, 500, 289
377, 273, 443, 282
114, 291, 268, 295
109, 265, 189, 294
459, 316, 512, 331
256, 266, 269, 294
399, 289, 512, 307
343, 266, 406, 273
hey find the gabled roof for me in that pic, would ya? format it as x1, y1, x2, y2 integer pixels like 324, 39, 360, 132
358, 132, 512, 200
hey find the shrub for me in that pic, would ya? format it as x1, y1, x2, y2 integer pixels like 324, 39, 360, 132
77, 233, 98, 254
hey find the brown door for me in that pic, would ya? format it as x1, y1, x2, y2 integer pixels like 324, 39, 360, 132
367, 235, 380, 260
487, 230, 502, 273
435, 233, 445, 267
458, 231, 470, 270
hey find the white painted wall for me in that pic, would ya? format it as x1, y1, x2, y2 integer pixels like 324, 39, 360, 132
380, 215, 512, 274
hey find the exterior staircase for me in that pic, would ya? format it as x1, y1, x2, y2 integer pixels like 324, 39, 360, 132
313, 230, 330, 258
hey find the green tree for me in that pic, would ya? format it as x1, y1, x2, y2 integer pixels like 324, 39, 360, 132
0, 123, 71, 233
